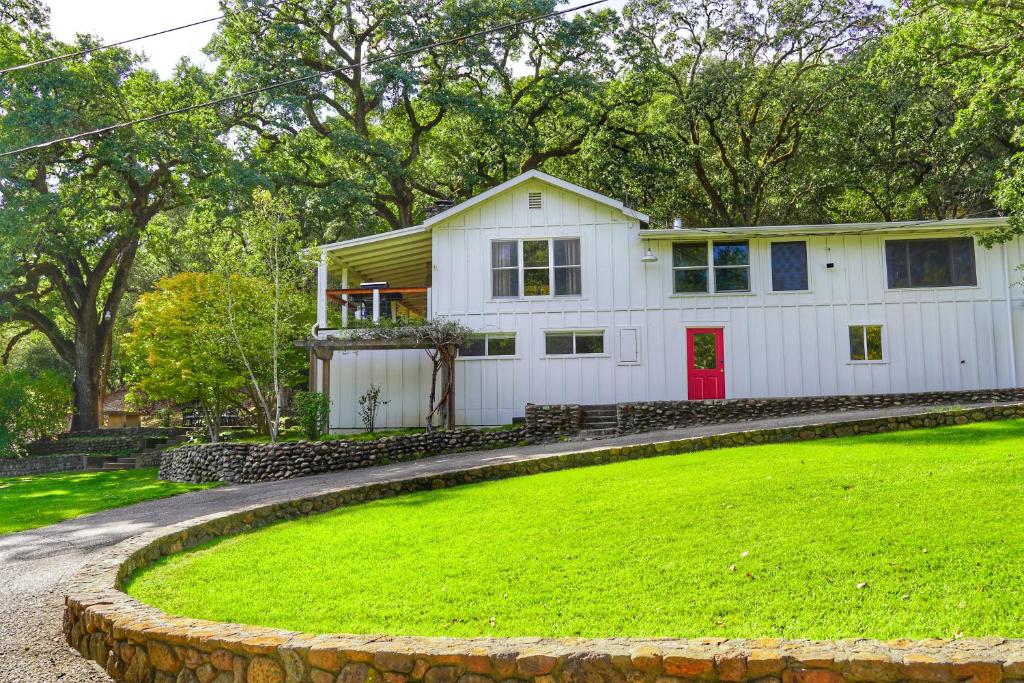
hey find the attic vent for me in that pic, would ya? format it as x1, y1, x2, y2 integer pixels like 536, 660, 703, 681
528, 191, 543, 210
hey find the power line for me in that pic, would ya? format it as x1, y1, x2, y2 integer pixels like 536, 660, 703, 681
0, 0, 609, 159
0, 1, 284, 76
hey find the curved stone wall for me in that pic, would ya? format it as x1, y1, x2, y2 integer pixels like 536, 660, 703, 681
65, 404, 1024, 683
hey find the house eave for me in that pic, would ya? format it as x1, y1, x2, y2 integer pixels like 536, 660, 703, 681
638, 216, 1010, 239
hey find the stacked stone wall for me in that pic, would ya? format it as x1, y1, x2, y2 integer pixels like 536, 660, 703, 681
0, 454, 84, 477
613, 388, 1024, 437
161, 428, 527, 484
524, 404, 582, 443
66, 404, 1024, 683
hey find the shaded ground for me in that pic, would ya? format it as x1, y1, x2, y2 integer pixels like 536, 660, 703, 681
0, 403, 1010, 682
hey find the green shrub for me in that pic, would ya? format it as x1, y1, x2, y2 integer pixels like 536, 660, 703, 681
0, 369, 72, 456
293, 391, 330, 440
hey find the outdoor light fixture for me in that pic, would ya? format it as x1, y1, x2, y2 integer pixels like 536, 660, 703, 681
641, 245, 658, 263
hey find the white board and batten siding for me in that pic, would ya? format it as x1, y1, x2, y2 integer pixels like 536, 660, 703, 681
325, 174, 1024, 429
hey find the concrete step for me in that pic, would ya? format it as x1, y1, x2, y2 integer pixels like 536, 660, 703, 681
577, 427, 618, 440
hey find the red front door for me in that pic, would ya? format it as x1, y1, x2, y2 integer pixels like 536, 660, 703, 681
687, 328, 725, 400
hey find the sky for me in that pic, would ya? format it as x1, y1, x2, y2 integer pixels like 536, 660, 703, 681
43, 0, 630, 78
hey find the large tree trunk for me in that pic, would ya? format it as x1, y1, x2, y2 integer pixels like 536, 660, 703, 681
70, 330, 101, 432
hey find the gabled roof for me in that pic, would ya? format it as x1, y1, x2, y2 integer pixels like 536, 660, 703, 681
318, 170, 648, 254
421, 169, 649, 226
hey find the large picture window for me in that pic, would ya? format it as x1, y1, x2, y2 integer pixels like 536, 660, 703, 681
771, 241, 809, 291
885, 237, 976, 289
673, 241, 750, 293
491, 238, 581, 298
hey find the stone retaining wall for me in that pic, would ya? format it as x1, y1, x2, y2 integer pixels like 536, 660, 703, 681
160, 427, 528, 484
0, 454, 84, 477
66, 404, 1024, 683
524, 404, 583, 443
27, 435, 143, 457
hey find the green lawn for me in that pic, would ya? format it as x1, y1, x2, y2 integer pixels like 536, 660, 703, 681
0, 468, 216, 535
126, 420, 1024, 640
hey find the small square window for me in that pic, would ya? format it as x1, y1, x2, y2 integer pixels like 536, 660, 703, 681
849, 325, 883, 362
771, 241, 808, 291
545, 333, 574, 355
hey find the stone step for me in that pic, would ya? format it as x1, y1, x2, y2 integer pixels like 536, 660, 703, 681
576, 427, 618, 440
580, 420, 617, 429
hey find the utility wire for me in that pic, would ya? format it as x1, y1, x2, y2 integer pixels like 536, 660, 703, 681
0, 0, 608, 159
0, 1, 284, 76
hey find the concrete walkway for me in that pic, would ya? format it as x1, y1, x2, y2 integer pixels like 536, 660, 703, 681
0, 404, 1003, 683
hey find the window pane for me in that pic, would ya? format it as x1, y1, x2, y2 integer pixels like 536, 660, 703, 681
553, 238, 580, 266
951, 238, 977, 286
715, 267, 750, 292
524, 268, 550, 296
771, 241, 808, 291
492, 269, 518, 297
849, 325, 866, 361
673, 243, 706, 268
674, 268, 708, 293
692, 333, 717, 369
575, 333, 604, 354
487, 336, 516, 356
555, 266, 582, 296
909, 239, 952, 287
713, 241, 749, 266
865, 325, 883, 361
885, 241, 910, 289
462, 337, 485, 357
545, 333, 573, 355
492, 241, 518, 268
523, 240, 549, 268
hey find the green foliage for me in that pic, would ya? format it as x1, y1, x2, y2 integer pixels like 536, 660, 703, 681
129, 420, 1024, 639
0, 469, 215, 535
293, 391, 331, 440
357, 385, 390, 434
0, 369, 72, 456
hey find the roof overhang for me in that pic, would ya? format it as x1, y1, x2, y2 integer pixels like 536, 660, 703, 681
320, 224, 432, 288
638, 216, 1010, 239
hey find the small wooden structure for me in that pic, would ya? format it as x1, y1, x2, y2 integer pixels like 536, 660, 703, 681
101, 390, 143, 429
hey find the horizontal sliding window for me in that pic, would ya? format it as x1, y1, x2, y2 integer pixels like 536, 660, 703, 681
545, 330, 604, 356
461, 333, 516, 358
885, 237, 976, 289
849, 324, 883, 362
673, 241, 750, 293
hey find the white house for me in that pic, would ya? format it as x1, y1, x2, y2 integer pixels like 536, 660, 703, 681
308, 170, 1024, 430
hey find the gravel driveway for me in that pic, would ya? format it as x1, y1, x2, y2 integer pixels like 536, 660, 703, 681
0, 405, 994, 682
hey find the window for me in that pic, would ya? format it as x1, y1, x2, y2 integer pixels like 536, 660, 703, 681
885, 237, 977, 289
492, 241, 519, 297
849, 325, 883, 362
771, 241, 808, 291
461, 333, 516, 357
545, 330, 604, 355
491, 238, 582, 298
673, 241, 750, 293
523, 240, 550, 295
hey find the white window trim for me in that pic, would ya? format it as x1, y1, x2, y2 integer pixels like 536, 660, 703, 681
880, 235, 980, 292
767, 238, 812, 294
459, 333, 518, 360
672, 240, 752, 295
847, 322, 886, 365
541, 329, 607, 358
491, 237, 583, 300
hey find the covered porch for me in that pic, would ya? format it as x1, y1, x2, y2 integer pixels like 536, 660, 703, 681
314, 224, 434, 332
